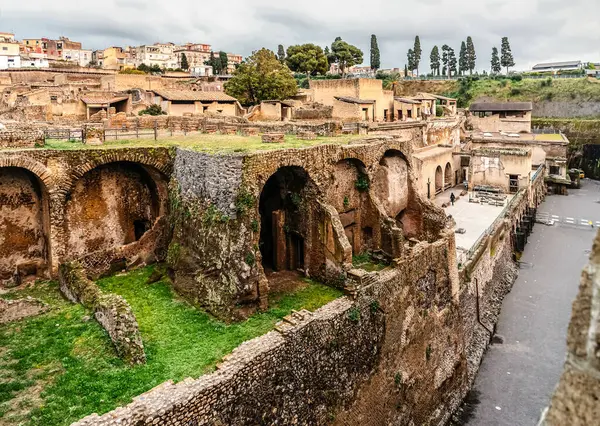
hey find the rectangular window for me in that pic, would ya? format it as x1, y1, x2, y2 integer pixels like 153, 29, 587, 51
549, 166, 560, 175
509, 175, 519, 193
2, 47, 7, 51
407, 110, 412, 118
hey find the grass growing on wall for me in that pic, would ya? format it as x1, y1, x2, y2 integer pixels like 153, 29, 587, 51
38, 133, 364, 154
0, 266, 342, 426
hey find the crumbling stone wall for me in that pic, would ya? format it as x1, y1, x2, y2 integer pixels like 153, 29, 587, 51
0, 147, 174, 280
0, 129, 45, 148
0, 167, 49, 280
540, 231, 600, 425
65, 162, 165, 259
59, 261, 146, 365
74, 229, 467, 426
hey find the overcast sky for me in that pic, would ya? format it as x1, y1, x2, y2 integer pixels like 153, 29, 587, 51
2, 0, 599, 71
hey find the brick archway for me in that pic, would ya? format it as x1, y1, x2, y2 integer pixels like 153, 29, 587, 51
0, 156, 53, 187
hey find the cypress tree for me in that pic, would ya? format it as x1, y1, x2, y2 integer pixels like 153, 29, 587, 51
491, 47, 501, 74
413, 36, 422, 77
466, 36, 476, 74
370, 34, 381, 71
500, 37, 515, 74
277, 45, 286, 62
430, 46, 440, 76
459, 41, 467, 76
180, 53, 189, 70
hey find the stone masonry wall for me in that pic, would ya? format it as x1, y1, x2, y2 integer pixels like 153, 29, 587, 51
58, 262, 146, 365
540, 231, 600, 425
74, 230, 466, 426
0, 130, 45, 148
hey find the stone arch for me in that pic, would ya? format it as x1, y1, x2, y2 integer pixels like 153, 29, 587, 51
327, 158, 375, 253
64, 161, 168, 260
0, 166, 51, 281
435, 166, 443, 194
64, 151, 171, 194
374, 150, 410, 218
259, 166, 319, 274
0, 157, 53, 187
444, 162, 453, 188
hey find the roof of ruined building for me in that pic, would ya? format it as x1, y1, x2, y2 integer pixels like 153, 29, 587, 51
262, 100, 295, 107
334, 96, 375, 104
394, 97, 421, 105
151, 90, 238, 102
469, 102, 533, 112
412, 92, 438, 101
80, 95, 130, 105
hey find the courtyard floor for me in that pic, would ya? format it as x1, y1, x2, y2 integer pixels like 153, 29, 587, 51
435, 186, 514, 253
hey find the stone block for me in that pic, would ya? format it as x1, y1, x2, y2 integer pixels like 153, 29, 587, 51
297, 131, 317, 140
241, 127, 260, 136
262, 133, 285, 144
220, 126, 238, 135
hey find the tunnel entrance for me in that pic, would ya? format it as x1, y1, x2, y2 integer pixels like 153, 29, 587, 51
445, 162, 453, 189
0, 167, 50, 280
435, 166, 443, 194
134, 219, 151, 241
259, 166, 309, 273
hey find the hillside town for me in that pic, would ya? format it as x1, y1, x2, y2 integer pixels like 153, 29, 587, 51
0, 8, 599, 426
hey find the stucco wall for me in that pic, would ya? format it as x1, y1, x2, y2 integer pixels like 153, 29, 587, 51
468, 111, 532, 133
469, 150, 532, 192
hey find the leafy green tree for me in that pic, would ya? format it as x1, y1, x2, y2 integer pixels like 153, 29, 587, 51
205, 52, 222, 75
466, 36, 476, 74
430, 46, 440, 76
324, 46, 333, 66
180, 53, 189, 70
370, 34, 381, 71
413, 36, 422, 76
459, 41, 467, 76
285, 44, 329, 79
500, 37, 515, 74
277, 45, 286, 62
491, 47, 501, 74
404, 63, 408, 78
225, 48, 297, 106
219, 51, 229, 74
330, 38, 363, 77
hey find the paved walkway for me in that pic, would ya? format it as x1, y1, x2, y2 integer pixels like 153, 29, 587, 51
465, 180, 600, 426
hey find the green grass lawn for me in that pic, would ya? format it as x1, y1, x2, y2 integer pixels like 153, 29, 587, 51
38, 133, 364, 154
0, 266, 342, 426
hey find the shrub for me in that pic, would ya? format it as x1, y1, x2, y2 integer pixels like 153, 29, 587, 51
343, 196, 350, 209
436, 106, 444, 117
347, 307, 361, 322
510, 88, 522, 96
510, 75, 523, 82
251, 219, 259, 232
235, 189, 255, 215
119, 69, 146, 75
245, 252, 256, 267
139, 104, 166, 116
355, 173, 370, 192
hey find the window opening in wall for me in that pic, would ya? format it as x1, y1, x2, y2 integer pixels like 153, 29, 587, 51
549, 166, 560, 175
509, 175, 519, 193
362, 108, 369, 121
407, 110, 413, 119
398, 110, 403, 120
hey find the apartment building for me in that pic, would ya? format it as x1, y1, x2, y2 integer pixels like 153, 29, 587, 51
0, 33, 21, 69
135, 43, 178, 69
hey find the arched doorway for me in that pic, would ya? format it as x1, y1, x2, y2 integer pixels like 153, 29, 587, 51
259, 166, 311, 273
0, 167, 50, 280
444, 162, 453, 189
435, 166, 443, 194
65, 161, 166, 259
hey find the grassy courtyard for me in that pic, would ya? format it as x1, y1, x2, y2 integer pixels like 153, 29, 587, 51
40, 133, 365, 154
0, 266, 342, 426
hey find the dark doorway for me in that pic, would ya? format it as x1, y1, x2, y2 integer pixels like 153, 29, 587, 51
259, 167, 309, 272
134, 219, 151, 241
509, 175, 519, 193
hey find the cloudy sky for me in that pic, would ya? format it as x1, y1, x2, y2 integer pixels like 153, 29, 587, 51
2, 0, 599, 71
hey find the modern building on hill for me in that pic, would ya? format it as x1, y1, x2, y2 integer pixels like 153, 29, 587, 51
531, 61, 582, 72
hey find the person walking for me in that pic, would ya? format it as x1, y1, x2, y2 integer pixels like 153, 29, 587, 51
450, 192, 456, 206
